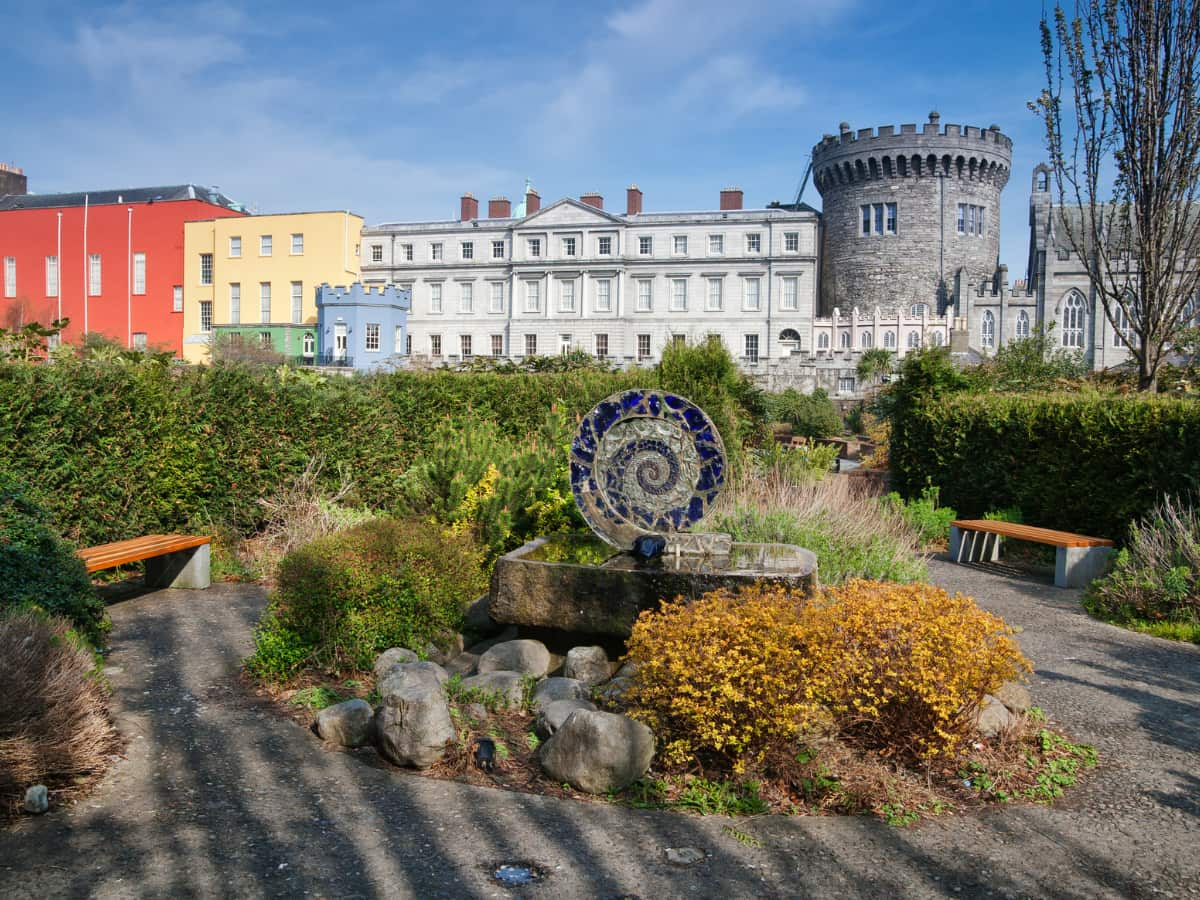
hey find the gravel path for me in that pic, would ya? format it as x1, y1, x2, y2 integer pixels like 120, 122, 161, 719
1, 559, 1197, 899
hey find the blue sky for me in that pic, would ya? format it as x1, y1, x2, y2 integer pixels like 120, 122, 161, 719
4, 0, 1051, 275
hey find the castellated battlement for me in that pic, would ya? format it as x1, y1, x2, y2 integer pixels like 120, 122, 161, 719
316, 282, 412, 308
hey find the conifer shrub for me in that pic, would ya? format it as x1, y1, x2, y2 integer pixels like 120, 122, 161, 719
246, 517, 487, 681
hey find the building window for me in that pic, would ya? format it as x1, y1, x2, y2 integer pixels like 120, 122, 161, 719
957, 204, 966, 234
883, 330, 896, 349
3, 257, 14, 298
260, 282, 271, 323
784, 232, 799, 252
840, 330, 851, 349
910, 303, 929, 317
45, 256, 58, 297
860, 203, 897, 235
525, 280, 540, 312
490, 282, 504, 313
491, 334, 504, 357
365, 323, 381, 352
229, 236, 241, 258
461, 241, 474, 261
172, 285, 183, 312
291, 233, 304, 255
562, 237, 576, 257
705, 278, 722, 311
861, 330, 873, 348
229, 283, 241, 324
127, 332, 144, 350
638, 236, 653, 255
304, 332, 315, 357
260, 235, 272, 256
597, 236, 612, 256
818, 332, 830, 350
490, 240, 504, 259
199, 301, 212, 332
980, 310, 996, 349
131, 252, 146, 295
673, 235, 688, 255
259, 332, 273, 349
744, 334, 759, 362
560, 334, 572, 355
402, 243, 414, 261
743, 278, 761, 311
430, 334, 442, 356
371, 244, 383, 263
1062, 293, 1085, 348
430, 282, 443, 313
1017, 310, 1031, 338
89, 253, 102, 295
637, 279, 653, 311
525, 333, 537, 356
637, 333, 651, 360
595, 333, 608, 357
394, 326, 404, 354
957, 204, 986, 236
708, 234, 724, 255
291, 282, 302, 324
746, 233, 761, 253
907, 331, 920, 348
930, 330, 944, 347
887, 203, 897, 233
527, 238, 541, 257
781, 276, 798, 311
670, 278, 687, 311
838, 376, 856, 394
977, 207, 985, 235
405, 333, 412, 355
861, 205, 871, 236
595, 279, 611, 312
199, 253, 212, 286
460, 282, 474, 313
559, 280, 576, 312
431, 242, 445, 261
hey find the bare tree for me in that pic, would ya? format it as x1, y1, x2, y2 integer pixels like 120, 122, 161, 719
1034, 0, 1200, 390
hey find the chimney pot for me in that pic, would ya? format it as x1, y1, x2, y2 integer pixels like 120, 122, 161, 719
488, 196, 511, 218
580, 192, 603, 210
525, 187, 540, 215
460, 192, 479, 221
719, 187, 743, 211
626, 184, 643, 216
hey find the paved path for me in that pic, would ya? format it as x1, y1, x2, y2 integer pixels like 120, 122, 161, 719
1, 560, 1198, 899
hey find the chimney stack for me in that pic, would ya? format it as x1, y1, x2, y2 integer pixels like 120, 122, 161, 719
0, 162, 27, 197
460, 192, 479, 221
719, 187, 743, 211
626, 184, 643, 216
525, 186, 541, 215
580, 192, 603, 210
488, 197, 511, 218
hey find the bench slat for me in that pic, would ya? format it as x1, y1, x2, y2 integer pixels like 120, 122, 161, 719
950, 519, 1111, 548
78, 535, 211, 573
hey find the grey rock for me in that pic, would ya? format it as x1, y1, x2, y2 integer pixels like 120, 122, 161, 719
536, 699, 596, 739
994, 681, 1032, 713
477, 639, 552, 677
465, 625, 519, 657
23, 785, 48, 815
613, 661, 640, 680
538, 709, 655, 794
596, 677, 634, 707
421, 633, 465, 666
373, 647, 418, 680
316, 698, 375, 748
445, 651, 480, 678
665, 847, 705, 866
531, 677, 591, 710
465, 703, 490, 723
976, 694, 1017, 737
564, 646, 611, 686
464, 594, 499, 636
459, 671, 528, 707
374, 678, 454, 769
378, 662, 447, 701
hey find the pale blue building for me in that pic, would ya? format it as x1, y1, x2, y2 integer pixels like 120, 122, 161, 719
315, 283, 412, 372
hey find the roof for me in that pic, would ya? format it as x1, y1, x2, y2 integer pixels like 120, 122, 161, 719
0, 184, 243, 212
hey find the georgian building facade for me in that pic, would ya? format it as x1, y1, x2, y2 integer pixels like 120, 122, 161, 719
359, 187, 819, 366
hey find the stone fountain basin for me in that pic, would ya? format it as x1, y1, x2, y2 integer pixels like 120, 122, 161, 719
489, 534, 818, 637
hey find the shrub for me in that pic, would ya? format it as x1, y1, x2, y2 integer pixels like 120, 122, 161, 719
0, 473, 106, 643
623, 585, 812, 769
765, 388, 842, 440
750, 441, 840, 484
1085, 496, 1199, 628
246, 517, 487, 681
797, 580, 1031, 760
881, 485, 957, 547
0, 610, 121, 817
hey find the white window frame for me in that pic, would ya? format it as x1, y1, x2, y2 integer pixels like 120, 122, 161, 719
489, 282, 504, 314
229, 236, 241, 258
636, 279, 653, 312
561, 236, 576, 257
525, 333, 537, 356
290, 233, 304, 255
429, 282, 443, 314
818, 332, 830, 350
45, 255, 59, 298
672, 235, 688, 255
461, 334, 473, 358
705, 277, 722, 311
90, 253, 102, 295
840, 330, 851, 349
527, 237, 541, 258
402, 243, 414, 262
430, 334, 442, 357
431, 242, 444, 261
365, 323, 381, 352
229, 282, 241, 324
259, 281, 271, 324
861, 330, 873, 348
637, 333, 651, 359
172, 285, 183, 312
1062, 293, 1085, 348
395, 326, 404, 354
907, 330, 920, 349
638, 236, 653, 255
4, 256, 14, 298
199, 301, 213, 333
883, 330, 896, 349
595, 333, 608, 357
492, 240, 505, 259
461, 241, 474, 261
781, 276, 798, 311
708, 234, 724, 255
838, 376, 856, 394
746, 233, 761, 253
199, 253, 212, 287
260, 235, 272, 256
558, 279, 576, 312
597, 236, 612, 256
744, 333, 759, 362
981, 310, 996, 349
524, 280, 540, 313
491, 334, 504, 357
669, 278, 687, 312
460, 282, 474, 313
784, 231, 799, 252
1016, 310, 1031, 339
371, 244, 383, 263
290, 281, 302, 324
743, 277, 760, 311
305, 332, 317, 357
595, 278, 611, 312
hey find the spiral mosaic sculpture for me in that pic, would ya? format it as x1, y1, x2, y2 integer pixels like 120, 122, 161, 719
570, 389, 726, 549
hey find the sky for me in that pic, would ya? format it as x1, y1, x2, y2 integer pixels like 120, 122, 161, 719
3, 0, 1054, 275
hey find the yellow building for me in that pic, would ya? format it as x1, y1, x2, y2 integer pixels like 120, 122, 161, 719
182, 210, 363, 362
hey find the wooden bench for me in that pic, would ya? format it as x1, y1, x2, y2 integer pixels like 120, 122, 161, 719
949, 520, 1113, 588
78, 535, 212, 590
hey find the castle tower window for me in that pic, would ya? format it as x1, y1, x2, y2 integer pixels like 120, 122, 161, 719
910, 303, 928, 317
957, 204, 967, 234
818, 332, 830, 350
906, 331, 920, 348
861, 331, 873, 348
861, 205, 871, 236
1016, 310, 1031, 338
886, 203, 897, 234
883, 330, 896, 348
840, 330, 851, 349
1062, 293, 1086, 348
365, 323, 381, 352
930, 331, 944, 346
981, 310, 996, 349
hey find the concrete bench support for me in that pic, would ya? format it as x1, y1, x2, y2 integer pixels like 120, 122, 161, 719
949, 525, 1001, 563
144, 543, 211, 590
1055, 545, 1113, 589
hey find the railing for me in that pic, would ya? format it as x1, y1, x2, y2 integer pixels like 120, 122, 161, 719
293, 354, 355, 368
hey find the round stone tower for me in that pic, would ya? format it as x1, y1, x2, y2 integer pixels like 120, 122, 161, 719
812, 112, 1012, 316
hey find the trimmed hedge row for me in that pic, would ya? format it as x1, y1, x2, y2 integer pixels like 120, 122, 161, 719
0, 361, 642, 544
891, 391, 1200, 540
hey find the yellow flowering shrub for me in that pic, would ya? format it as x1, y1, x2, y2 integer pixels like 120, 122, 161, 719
623, 585, 812, 769
797, 580, 1031, 759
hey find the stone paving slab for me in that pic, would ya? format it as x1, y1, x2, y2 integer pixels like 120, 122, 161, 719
1, 560, 1198, 899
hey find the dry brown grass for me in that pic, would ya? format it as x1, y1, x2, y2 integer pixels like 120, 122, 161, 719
0, 612, 122, 821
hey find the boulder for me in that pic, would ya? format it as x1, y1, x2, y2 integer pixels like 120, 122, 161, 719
535, 699, 596, 739
421, 633, 465, 666
375, 678, 455, 769
613, 661, 640, 680
373, 647, 419, 680
994, 681, 1032, 713
531, 677, 591, 710
465, 625, 519, 657
976, 694, 1017, 737
316, 698, 375, 748
564, 646, 612, 686
477, 639, 552, 677
378, 662, 447, 701
596, 677, 634, 707
464, 594, 500, 637
459, 671, 528, 708
538, 709, 655, 794
23, 785, 48, 815
445, 652, 480, 678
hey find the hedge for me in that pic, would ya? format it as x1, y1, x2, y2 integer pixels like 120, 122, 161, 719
890, 391, 1200, 540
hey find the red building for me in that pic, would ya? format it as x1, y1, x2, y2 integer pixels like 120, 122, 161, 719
0, 185, 246, 354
